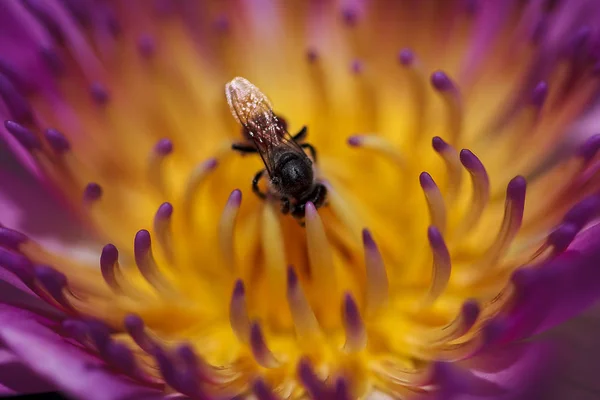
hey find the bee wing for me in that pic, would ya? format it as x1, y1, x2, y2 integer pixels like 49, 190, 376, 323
225, 77, 305, 174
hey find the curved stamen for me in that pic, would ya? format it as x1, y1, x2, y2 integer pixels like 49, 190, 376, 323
334, 377, 351, 400
253, 378, 280, 400
399, 49, 427, 139
153, 202, 174, 263
44, 128, 70, 154
219, 190, 241, 273
33, 265, 74, 312
455, 149, 490, 236
148, 138, 173, 195
4, 120, 41, 150
362, 229, 388, 316
419, 299, 480, 344
342, 292, 367, 352
100, 244, 121, 293
182, 158, 218, 228
261, 202, 286, 308
297, 358, 327, 399
423, 226, 451, 306
249, 321, 279, 368
347, 135, 404, 166
432, 137, 463, 202
124, 314, 158, 354
229, 280, 250, 343
286, 266, 320, 340
475, 176, 527, 273
431, 71, 462, 143
305, 202, 338, 326
133, 229, 173, 293
419, 172, 447, 233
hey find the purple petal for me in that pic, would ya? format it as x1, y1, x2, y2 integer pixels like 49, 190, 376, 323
0, 305, 165, 400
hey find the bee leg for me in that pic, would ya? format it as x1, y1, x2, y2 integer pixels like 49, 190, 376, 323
252, 169, 267, 199
292, 126, 308, 142
300, 143, 317, 162
291, 202, 306, 218
232, 143, 258, 154
311, 183, 328, 208
280, 197, 290, 214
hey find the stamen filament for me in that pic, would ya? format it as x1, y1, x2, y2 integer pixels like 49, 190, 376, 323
148, 138, 173, 196
182, 158, 218, 228
432, 137, 462, 203
305, 202, 338, 326
362, 229, 388, 316
431, 71, 462, 143
419, 172, 447, 233
342, 292, 367, 352
422, 226, 451, 306
455, 150, 490, 236
250, 321, 279, 368
286, 266, 321, 341
229, 280, 250, 343
133, 229, 173, 293
219, 190, 242, 273
153, 202, 175, 264
347, 135, 404, 167
261, 202, 287, 318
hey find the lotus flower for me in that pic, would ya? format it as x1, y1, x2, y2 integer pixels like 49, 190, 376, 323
1, 1, 600, 399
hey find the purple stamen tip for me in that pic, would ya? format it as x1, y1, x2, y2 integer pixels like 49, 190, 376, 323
34, 265, 67, 290
233, 279, 245, 297
297, 358, 323, 395
124, 314, 144, 332
287, 266, 298, 289
105, 342, 136, 375
100, 244, 118, 267
361, 228, 375, 248
83, 182, 102, 202
253, 378, 277, 400
347, 135, 362, 147
335, 377, 350, 398
482, 318, 506, 346
577, 134, 600, 161
431, 70, 454, 91
228, 189, 242, 207
214, 15, 230, 32
350, 59, 364, 74
90, 82, 110, 104
548, 223, 578, 252
4, 120, 41, 150
398, 48, 414, 66
134, 229, 152, 260
510, 267, 538, 291
419, 171, 436, 189
205, 158, 219, 170
461, 299, 480, 326
0, 227, 28, 249
563, 195, 600, 229
154, 138, 173, 156
343, 292, 361, 325
459, 149, 482, 171
506, 176, 527, 202
306, 48, 319, 63
156, 202, 173, 219
137, 34, 156, 58
44, 128, 70, 153
531, 81, 548, 108
341, 8, 358, 25
432, 136, 449, 152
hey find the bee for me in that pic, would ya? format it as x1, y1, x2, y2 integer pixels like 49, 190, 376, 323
225, 77, 327, 220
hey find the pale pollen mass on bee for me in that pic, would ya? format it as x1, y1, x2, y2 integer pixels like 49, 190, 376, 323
225, 77, 327, 222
